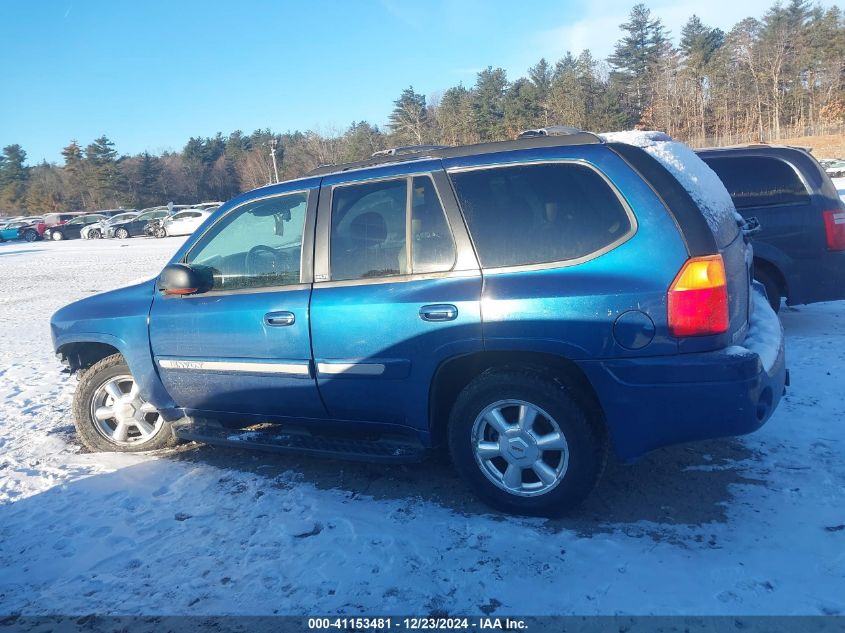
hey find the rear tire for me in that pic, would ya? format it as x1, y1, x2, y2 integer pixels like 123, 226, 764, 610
448, 368, 607, 517
755, 268, 782, 313
73, 354, 178, 453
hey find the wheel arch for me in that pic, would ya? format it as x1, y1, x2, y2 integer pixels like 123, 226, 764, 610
428, 350, 607, 450
57, 341, 122, 374
753, 256, 788, 302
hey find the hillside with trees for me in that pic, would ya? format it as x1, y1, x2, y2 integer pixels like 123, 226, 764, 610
2, 0, 843, 215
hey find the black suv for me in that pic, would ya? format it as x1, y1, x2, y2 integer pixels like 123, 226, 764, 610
697, 145, 845, 311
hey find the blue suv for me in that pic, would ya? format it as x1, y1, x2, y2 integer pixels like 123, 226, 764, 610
51, 131, 787, 516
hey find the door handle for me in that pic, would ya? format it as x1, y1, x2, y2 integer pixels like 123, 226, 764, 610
264, 311, 295, 326
419, 304, 458, 322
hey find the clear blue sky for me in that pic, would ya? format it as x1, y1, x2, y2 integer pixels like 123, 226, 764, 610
1, 0, 815, 164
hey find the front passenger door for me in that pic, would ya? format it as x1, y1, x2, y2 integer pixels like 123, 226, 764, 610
149, 185, 326, 423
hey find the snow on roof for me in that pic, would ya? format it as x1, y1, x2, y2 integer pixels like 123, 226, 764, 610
599, 130, 738, 235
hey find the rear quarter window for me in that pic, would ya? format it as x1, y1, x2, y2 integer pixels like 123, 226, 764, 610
449, 162, 633, 269
703, 155, 810, 209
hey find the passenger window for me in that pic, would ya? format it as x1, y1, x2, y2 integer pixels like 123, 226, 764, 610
703, 156, 810, 209
330, 179, 408, 281
186, 192, 308, 291
450, 163, 632, 269
411, 176, 456, 273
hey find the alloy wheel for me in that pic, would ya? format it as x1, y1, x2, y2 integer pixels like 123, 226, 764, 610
89, 374, 163, 446
471, 399, 570, 497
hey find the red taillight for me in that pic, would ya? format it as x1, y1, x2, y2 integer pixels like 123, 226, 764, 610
823, 209, 845, 251
668, 255, 729, 337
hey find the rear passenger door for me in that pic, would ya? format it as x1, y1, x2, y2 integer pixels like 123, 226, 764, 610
309, 166, 483, 434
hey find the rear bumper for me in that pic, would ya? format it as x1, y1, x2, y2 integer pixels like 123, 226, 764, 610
578, 295, 786, 462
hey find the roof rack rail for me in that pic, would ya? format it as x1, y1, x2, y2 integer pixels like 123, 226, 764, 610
372, 144, 449, 157
518, 126, 592, 138
306, 132, 602, 177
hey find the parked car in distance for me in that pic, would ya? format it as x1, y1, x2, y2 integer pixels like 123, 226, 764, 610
82, 211, 139, 239
44, 214, 109, 241
52, 130, 786, 516
0, 219, 36, 242
18, 212, 84, 242
107, 209, 171, 239
820, 158, 845, 178
156, 209, 213, 237
194, 202, 224, 211
697, 145, 845, 311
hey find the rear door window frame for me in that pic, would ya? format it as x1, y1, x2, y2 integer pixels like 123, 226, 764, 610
447, 159, 638, 274
313, 168, 478, 287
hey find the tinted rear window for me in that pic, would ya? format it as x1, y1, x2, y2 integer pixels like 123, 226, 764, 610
703, 156, 810, 209
449, 162, 632, 269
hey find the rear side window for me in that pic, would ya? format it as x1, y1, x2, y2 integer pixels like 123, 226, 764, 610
450, 162, 632, 269
703, 156, 810, 209
331, 179, 408, 281
329, 175, 456, 281
411, 176, 456, 274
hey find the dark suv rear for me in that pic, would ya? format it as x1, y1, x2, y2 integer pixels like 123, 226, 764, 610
697, 145, 845, 311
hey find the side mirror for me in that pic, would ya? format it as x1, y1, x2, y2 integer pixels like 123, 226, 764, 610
158, 264, 211, 296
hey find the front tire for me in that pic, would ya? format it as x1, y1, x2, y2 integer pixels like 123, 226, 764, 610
154, 226, 166, 238
115, 228, 129, 239
24, 229, 38, 242
73, 354, 177, 452
51, 231, 64, 241
448, 368, 607, 517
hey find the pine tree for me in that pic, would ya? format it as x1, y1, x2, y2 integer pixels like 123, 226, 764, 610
341, 121, 385, 162
434, 84, 475, 145
608, 3, 669, 119
527, 58, 553, 124
61, 140, 87, 208
503, 78, 543, 136
0, 144, 29, 212
680, 15, 724, 67
137, 152, 163, 208
472, 67, 509, 141
388, 86, 429, 145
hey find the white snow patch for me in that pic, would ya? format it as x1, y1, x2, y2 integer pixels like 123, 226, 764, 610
1, 236, 844, 616
600, 130, 738, 235
725, 289, 783, 372
744, 289, 784, 372
832, 176, 845, 202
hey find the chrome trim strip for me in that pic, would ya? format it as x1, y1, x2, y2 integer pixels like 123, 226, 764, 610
316, 362, 386, 376
158, 359, 310, 376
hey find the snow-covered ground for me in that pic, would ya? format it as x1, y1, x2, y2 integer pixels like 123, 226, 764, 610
832, 176, 845, 202
0, 237, 843, 616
